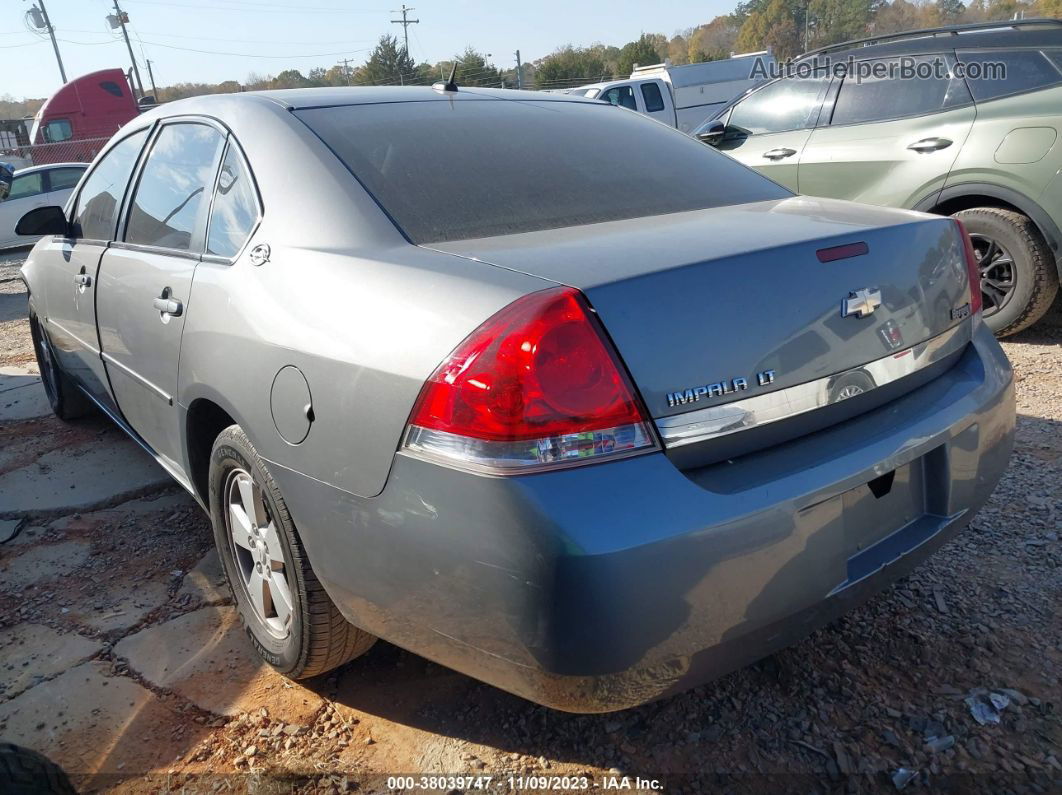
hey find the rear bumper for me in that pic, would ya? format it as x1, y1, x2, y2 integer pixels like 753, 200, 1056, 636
272, 321, 1014, 712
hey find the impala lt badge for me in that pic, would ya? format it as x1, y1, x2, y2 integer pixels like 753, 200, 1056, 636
842, 287, 882, 318
667, 369, 776, 408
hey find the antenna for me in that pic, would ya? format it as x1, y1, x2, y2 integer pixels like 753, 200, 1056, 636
433, 60, 459, 93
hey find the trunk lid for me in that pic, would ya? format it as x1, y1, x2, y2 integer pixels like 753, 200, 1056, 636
428, 196, 973, 426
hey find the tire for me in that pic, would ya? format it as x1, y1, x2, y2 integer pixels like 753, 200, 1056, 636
29, 314, 92, 421
952, 207, 1060, 337
208, 424, 376, 679
0, 743, 76, 795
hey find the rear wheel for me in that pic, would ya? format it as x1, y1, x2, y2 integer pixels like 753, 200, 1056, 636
208, 425, 376, 678
29, 314, 92, 421
0, 743, 76, 795
952, 207, 1059, 337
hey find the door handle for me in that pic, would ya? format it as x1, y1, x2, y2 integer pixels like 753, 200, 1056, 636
73, 273, 92, 287
762, 147, 797, 160
153, 295, 183, 317
907, 137, 953, 153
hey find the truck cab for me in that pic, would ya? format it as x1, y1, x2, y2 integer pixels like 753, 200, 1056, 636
29, 69, 140, 165
567, 52, 775, 134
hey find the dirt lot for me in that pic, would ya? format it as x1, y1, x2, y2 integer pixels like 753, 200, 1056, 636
1, 246, 1060, 793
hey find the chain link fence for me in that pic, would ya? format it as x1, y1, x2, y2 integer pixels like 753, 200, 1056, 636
0, 137, 110, 170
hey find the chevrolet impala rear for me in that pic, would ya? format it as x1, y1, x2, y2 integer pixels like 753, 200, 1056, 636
21, 88, 1014, 713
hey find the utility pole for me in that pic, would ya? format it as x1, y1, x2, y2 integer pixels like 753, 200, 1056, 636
145, 58, 158, 99
28, 1, 67, 83
110, 0, 145, 99
514, 49, 523, 89
390, 5, 418, 55
337, 58, 353, 85
804, 2, 811, 53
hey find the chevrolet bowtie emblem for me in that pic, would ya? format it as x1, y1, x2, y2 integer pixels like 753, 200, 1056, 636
842, 287, 882, 318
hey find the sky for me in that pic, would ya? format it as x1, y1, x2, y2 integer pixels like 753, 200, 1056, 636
1, 0, 734, 100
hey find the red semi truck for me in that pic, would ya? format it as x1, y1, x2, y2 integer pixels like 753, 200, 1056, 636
28, 69, 141, 164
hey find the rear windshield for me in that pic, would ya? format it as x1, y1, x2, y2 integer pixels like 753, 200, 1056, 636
297, 98, 789, 244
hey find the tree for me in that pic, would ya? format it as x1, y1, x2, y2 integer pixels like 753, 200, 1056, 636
444, 47, 501, 87
667, 34, 690, 65
360, 34, 416, 86
617, 33, 663, 75
736, 0, 803, 58
872, 0, 922, 33
533, 46, 609, 89
936, 0, 967, 19
807, 0, 873, 48
272, 69, 311, 89
688, 16, 740, 62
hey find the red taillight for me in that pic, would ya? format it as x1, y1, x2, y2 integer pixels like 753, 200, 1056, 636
403, 287, 656, 473
953, 218, 983, 315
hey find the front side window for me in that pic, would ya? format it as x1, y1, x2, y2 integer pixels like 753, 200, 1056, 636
728, 76, 830, 134
601, 85, 637, 110
8, 173, 43, 200
72, 129, 148, 240
831, 55, 971, 126
206, 143, 259, 258
44, 119, 72, 143
125, 123, 224, 251
641, 82, 665, 113
298, 99, 790, 244
47, 167, 86, 192
960, 49, 1062, 102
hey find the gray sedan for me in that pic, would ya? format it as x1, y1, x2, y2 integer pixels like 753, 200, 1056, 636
15, 87, 1014, 712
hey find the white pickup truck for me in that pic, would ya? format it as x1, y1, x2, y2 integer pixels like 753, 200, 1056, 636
567, 52, 775, 134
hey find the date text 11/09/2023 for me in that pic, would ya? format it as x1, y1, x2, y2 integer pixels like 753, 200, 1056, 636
384, 775, 665, 790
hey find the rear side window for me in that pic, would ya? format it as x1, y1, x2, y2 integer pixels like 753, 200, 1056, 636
959, 50, 1062, 102
8, 173, 43, 200
72, 129, 148, 240
100, 80, 124, 98
831, 56, 971, 126
601, 85, 637, 110
47, 167, 85, 192
641, 82, 665, 113
125, 123, 224, 251
297, 99, 789, 244
728, 76, 830, 134
206, 143, 259, 258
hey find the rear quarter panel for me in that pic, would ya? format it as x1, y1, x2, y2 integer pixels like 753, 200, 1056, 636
944, 85, 1062, 205
175, 97, 551, 498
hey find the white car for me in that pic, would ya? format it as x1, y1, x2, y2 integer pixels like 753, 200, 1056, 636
0, 162, 87, 248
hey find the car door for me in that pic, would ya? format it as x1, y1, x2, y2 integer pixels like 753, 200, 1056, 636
96, 120, 225, 472
798, 53, 976, 208
33, 130, 150, 404
0, 171, 48, 247
711, 75, 831, 191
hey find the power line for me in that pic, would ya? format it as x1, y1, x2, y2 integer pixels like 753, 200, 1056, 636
121, 0, 392, 14
137, 39, 372, 59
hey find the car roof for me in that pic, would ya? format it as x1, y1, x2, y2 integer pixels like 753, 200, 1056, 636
13, 162, 88, 176
798, 24, 1062, 62
147, 85, 596, 116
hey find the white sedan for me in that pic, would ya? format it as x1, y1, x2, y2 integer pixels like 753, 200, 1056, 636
0, 162, 87, 249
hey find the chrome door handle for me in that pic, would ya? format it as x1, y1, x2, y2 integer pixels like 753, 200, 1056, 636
762, 147, 797, 160
907, 137, 953, 153
73, 273, 92, 287
153, 296, 183, 316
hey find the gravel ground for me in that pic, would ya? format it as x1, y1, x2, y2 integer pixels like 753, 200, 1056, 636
0, 246, 1059, 793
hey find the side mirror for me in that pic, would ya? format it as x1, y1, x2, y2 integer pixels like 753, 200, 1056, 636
695, 120, 726, 146
16, 205, 68, 237
0, 164, 12, 201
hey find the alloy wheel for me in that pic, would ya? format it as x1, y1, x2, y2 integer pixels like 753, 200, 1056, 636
835, 384, 865, 400
969, 233, 1016, 317
225, 468, 294, 639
